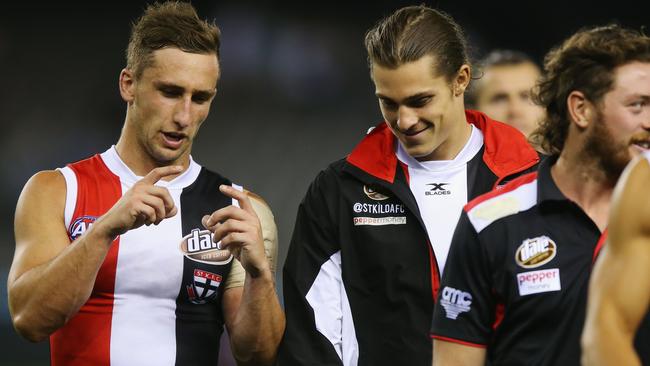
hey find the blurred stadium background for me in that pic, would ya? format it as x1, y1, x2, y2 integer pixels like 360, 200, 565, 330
0, 0, 643, 364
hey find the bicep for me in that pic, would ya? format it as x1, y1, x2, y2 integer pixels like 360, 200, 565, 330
9, 170, 69, 284
432, 339, 486, 366
592, 241, 650, 332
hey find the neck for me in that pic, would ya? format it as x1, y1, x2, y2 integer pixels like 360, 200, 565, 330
551, 149, 615, 232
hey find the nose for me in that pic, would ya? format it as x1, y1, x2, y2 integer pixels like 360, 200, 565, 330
397, 106, 419, 131
173, 97, 192, 128
643, 109, 650, 130
507, 98, 525, 120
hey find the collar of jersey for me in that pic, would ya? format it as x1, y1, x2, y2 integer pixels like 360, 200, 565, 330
396, 124, 484, 172
536, 154, 567, 203
346, 110, 539, 184
100, 145, 202, 189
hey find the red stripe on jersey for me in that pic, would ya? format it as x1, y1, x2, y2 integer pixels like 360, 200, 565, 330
492, 302, 505, 330
430, 334, 487, 348
592, 229, 609, 263
464, 171, 538, 213
50, 154, 122, 366
427, 240, 440, 302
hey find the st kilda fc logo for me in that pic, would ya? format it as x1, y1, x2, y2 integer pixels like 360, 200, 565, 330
68, 215, 97, 240
179, 228, 233, 265
187, 269, 222, 304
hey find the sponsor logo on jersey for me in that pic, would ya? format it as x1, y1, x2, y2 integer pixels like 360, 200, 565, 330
353, 216, 407, 226
440, 286, 472, 320
180, 229, 233, 265
515, 236, 557, 268
68, 215, 97, 240
517, 268, 561, 296
425, 182, 451, 196
353, 202, 405, 214
186, 269, 222, 304
363, 185, 390, 201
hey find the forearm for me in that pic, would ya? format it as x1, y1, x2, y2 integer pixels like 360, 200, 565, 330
229, 269, 285, 366
9, 222, 114, 341
432, 340, 486, 366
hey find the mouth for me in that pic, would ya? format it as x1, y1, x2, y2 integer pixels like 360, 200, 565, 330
631, 136, 650, 150
401, 125, 431, 137
161, 131, 187, 148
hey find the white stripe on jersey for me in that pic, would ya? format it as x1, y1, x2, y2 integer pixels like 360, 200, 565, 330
305, 251, 359, 366
98, 147, 201, 366
467, 179, 538, 234
397, 126, 484, 274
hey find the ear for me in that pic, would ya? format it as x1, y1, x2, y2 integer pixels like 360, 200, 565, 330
566, 91, 595, 129
453, 64, 471, 97
119, 68, 135, 103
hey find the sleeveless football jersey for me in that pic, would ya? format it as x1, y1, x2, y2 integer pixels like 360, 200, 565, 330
51, 146, 239, 366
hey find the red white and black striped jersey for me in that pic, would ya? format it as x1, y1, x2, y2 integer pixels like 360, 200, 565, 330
51, 146, 239, 366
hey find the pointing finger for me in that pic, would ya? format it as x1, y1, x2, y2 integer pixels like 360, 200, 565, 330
219, 185, 254, 213
140, 165, 184, 185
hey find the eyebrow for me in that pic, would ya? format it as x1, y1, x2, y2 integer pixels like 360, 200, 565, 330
376, 92, 434, 104
154, 81, 216, 98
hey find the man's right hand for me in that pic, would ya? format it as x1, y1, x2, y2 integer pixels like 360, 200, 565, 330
96, 165, 183, 239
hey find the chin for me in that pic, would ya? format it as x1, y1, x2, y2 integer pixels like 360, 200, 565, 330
150, 146, 185, 165
405, 146, 435, 160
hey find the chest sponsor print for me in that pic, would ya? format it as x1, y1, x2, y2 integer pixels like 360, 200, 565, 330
180, 228, 233, 265
515, 235, 557, 268
517, 268, 561, 296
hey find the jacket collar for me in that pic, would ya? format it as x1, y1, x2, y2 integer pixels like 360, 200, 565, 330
345, 110, 539, 184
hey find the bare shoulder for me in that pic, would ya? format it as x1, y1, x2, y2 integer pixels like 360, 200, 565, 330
17, 170, 66, 214
11, 170, 68, 282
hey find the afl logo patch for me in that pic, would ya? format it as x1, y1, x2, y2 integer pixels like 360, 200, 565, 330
68, 215, 97, 241
180, 229, 233, 265
363, 185, 389, 201
515, 236, 557, 268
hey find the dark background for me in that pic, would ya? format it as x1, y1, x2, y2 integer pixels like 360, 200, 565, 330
0, 0, 644, 364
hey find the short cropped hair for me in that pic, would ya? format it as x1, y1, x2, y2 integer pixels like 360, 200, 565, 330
465, 50, 540, 108
126, 1, 221, 79
532, 25, 650, 155
364, 5, 470, 82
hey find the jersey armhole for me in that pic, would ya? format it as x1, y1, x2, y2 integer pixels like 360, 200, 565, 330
57, 166, 78, 230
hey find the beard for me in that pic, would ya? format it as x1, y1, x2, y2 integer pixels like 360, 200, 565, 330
582, 111, 631, 182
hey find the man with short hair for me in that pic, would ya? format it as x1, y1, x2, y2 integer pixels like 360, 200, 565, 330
280, 5, 538, 365
581, 152, 650, 366
466, 49, 545, 138
431, 24, 650, 366
7, 2, 284, 365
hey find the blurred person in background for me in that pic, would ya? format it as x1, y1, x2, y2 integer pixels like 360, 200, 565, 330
466, 49, 545, 140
